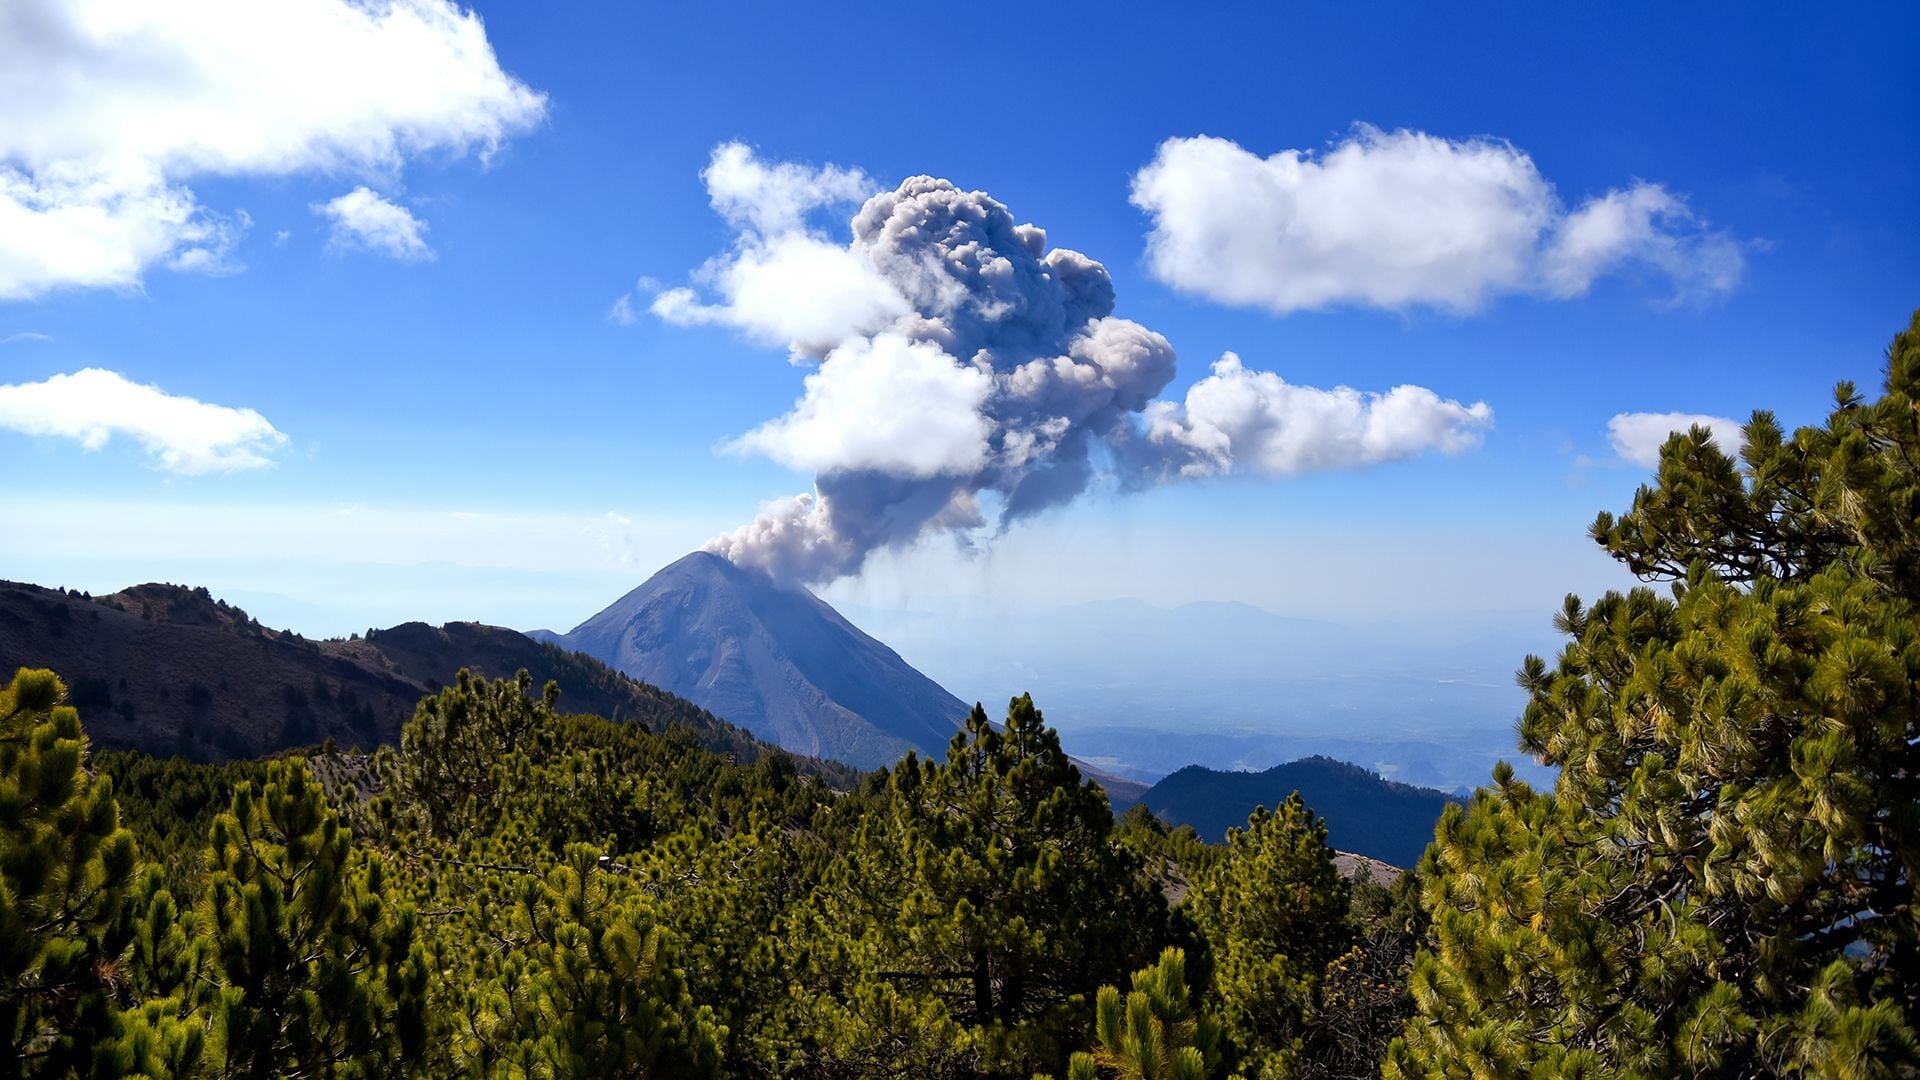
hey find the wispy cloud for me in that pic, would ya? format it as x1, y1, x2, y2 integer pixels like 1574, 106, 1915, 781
315, 187, 434, 261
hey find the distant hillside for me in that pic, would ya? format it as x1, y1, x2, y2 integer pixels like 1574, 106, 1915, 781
1142, 756, 1459, 867
0, 580, 851, 785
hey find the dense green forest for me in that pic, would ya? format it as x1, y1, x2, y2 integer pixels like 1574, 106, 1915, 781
5, 310, 1919, 1077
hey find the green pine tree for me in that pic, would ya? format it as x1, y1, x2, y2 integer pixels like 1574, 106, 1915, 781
634, 822, 820, 1074
1186, 795, 1350, 1079
97, 867, 215, 1078
462, 844, 724, 1079
802, 695, 1172, 1077
397, 668, 561, 839
1388, 310, 1920, 1079
1052, 947, 1223, 1080
0, 668, 139, 1077
201, 760, 427, 1076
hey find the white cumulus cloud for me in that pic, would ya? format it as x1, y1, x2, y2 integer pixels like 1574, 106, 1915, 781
1135, 354, 1492, 478
649, 143, 908, 356
728, 333, 993, 478
0, 368, 288, 472
1607, 411, 1745, 467
652, 230, 910, 355
700, 141, 873, 237
1130, 125, 1745, 314
315, 187, 433, 261
0, 0, 545, 300
1541, 184, 1746, 303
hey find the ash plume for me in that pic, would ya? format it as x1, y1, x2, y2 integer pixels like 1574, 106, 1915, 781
650, 144, 1493, 585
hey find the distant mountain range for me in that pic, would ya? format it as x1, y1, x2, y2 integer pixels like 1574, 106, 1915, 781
4, 565, 1475, 853
1140, 756, 1460, 867
0, 579, 806, 775
0, 561, 1144, 798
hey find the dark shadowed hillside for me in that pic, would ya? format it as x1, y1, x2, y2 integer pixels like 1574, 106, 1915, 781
1142, 755, 1459, 866
0, 579, 847, 783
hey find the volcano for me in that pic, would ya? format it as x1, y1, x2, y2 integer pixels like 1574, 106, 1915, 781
534, 551, 970, 769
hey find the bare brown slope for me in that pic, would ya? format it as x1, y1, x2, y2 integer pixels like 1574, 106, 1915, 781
0, 580, 836, 781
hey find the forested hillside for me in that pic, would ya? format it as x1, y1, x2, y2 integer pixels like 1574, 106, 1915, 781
5, 310, 1918, 1078
3, 668, 1418, 1078
0, 580, 823, 778
1141, 757, 1459, 866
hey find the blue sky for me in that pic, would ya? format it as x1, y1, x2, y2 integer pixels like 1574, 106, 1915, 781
1, 1, 1916, 643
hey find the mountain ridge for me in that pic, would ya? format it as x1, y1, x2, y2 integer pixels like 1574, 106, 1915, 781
1141, 755, 1460, 866
0, 578, 837, 782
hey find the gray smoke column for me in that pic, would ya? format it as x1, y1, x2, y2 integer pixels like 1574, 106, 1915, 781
649, 145, 1492, 585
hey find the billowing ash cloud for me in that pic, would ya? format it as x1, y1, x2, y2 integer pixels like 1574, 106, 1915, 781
655, 145, 1493, 584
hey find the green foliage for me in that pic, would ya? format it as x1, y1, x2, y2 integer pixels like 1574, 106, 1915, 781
378, 668, 839, 1077
1594, 310, 1920, 600
94, 752, 274, 897
12, 659, 1420, 1080
1114, 802, 1219, 901
1055, 947, 1223, 1080
398, 668, 564, 838
1187, 795, 1351, 1079
633, 821, 823, 1072
799, 696, 1173, 1077
1391, 310, 1920, 1079
0, 668, 138, 1076
97, 868, 215, 1078
200, 760, 427, 1076
451, 845, 724, 1078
